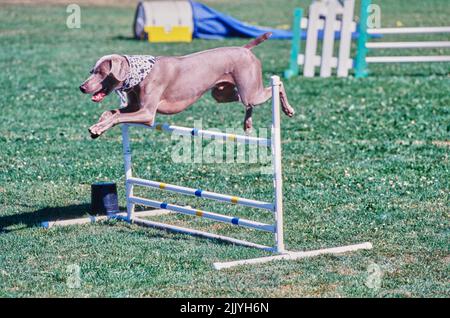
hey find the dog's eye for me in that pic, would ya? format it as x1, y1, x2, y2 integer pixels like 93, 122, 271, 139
89, 69, 94, 75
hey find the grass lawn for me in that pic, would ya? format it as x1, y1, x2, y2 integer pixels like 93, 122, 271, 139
0, 0, 449, 297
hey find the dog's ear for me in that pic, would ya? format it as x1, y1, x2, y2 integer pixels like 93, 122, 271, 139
110, 56, 128, 82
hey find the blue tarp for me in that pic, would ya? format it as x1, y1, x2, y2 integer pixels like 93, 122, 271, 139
189, 1, 379, 40
190, 0, 293, 39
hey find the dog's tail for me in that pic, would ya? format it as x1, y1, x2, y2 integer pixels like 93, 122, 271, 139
244, 32, 272, 50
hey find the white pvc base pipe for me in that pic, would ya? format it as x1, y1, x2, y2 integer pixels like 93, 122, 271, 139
41, 209, 171, 228
213, 242, 373, 270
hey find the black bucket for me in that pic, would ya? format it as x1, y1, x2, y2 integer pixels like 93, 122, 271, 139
91, 182, 119, 215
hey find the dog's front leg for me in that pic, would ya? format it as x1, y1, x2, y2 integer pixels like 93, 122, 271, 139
98, 110, 116, 122
243, 106, 253, 134
97, 103, 139, 123
89, 108, 155, 138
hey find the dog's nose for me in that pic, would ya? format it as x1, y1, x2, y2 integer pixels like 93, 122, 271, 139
79, 85, 87, 93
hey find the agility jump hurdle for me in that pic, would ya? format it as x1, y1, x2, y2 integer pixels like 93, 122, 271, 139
285, 0, 450, 78
118, 75, 372, 269
354, 0, 450, 78
42, 76, 372, 269
119, 75, 286, 257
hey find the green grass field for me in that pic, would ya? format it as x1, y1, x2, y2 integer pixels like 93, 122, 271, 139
0, 0, 449, 297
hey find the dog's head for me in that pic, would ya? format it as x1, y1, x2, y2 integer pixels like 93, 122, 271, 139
79, 54, 129, 103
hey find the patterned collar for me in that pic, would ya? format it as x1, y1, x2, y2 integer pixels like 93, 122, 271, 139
118, 55, 156, 91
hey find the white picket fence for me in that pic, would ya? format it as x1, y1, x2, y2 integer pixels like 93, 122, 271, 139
301, 0, 356, 77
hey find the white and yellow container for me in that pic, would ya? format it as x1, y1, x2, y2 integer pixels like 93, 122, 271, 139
134, 1, 193, 43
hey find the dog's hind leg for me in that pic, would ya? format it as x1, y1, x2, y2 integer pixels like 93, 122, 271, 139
232, 59, 295, 118
278, 80, 295, 117
243, 83, 294, 118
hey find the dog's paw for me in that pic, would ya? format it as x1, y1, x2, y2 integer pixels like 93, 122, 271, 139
283, 106, 295, 118
244, 127, 253, 136
89, 123, 104, 139
88, 128, 100, 139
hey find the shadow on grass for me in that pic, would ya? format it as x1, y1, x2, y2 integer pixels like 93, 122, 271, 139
0, 204, 186, 243
0, 205, 260, 250
0, 204, 91, 233
112, 35, 141, 41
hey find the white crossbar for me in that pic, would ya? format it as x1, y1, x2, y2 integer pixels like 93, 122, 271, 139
367, 41, 450, 49
127, 177, 274, 211
127, 123, 271, 147
300, 18, 357, 33
213, 242, 373, 270
121, 216, 274, 252
128, 196, 276, 232
298, 54, 353, 69
366, 55, 450, 63
368, 26, 450, 35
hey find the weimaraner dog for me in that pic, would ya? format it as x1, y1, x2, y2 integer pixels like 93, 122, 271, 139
79, 32, 294, 138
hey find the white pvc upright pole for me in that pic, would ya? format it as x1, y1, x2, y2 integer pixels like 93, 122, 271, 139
271, 76, 285, 253
320, 0, 338, 77
303, 1, 322, 77
122, 124, 135, 220
337, 0, 356, 77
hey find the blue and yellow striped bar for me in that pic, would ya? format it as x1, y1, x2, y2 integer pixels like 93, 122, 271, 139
127, 177, 274, 211
126, 123, 271, 147
119, 216, 275, 252
128, 196, 276, 233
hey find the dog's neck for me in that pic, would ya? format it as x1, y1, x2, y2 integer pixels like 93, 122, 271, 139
118, 55, 156, 91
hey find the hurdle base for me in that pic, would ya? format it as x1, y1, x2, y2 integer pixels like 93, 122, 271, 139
40, 209, 171, 228
121, 216, 371, 270
42, 212, 372, 270
213, 242, 373, 270
121, 216, 275, 252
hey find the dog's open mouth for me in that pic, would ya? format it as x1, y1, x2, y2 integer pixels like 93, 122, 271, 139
92, 89, 107, 103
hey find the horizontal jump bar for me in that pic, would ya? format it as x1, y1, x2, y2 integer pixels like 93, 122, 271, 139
128, 196, 276, 233
368, 26, 450, 35
213, 242, 373, 270
128, 177, 274, 211
300, 17, 357, 33
126, 123, 271, 147
119, 216, 274, 252
366, 55, 450, 63
367, 41, 450, 49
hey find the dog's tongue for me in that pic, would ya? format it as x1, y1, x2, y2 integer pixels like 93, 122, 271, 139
92, 91, 106, 103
